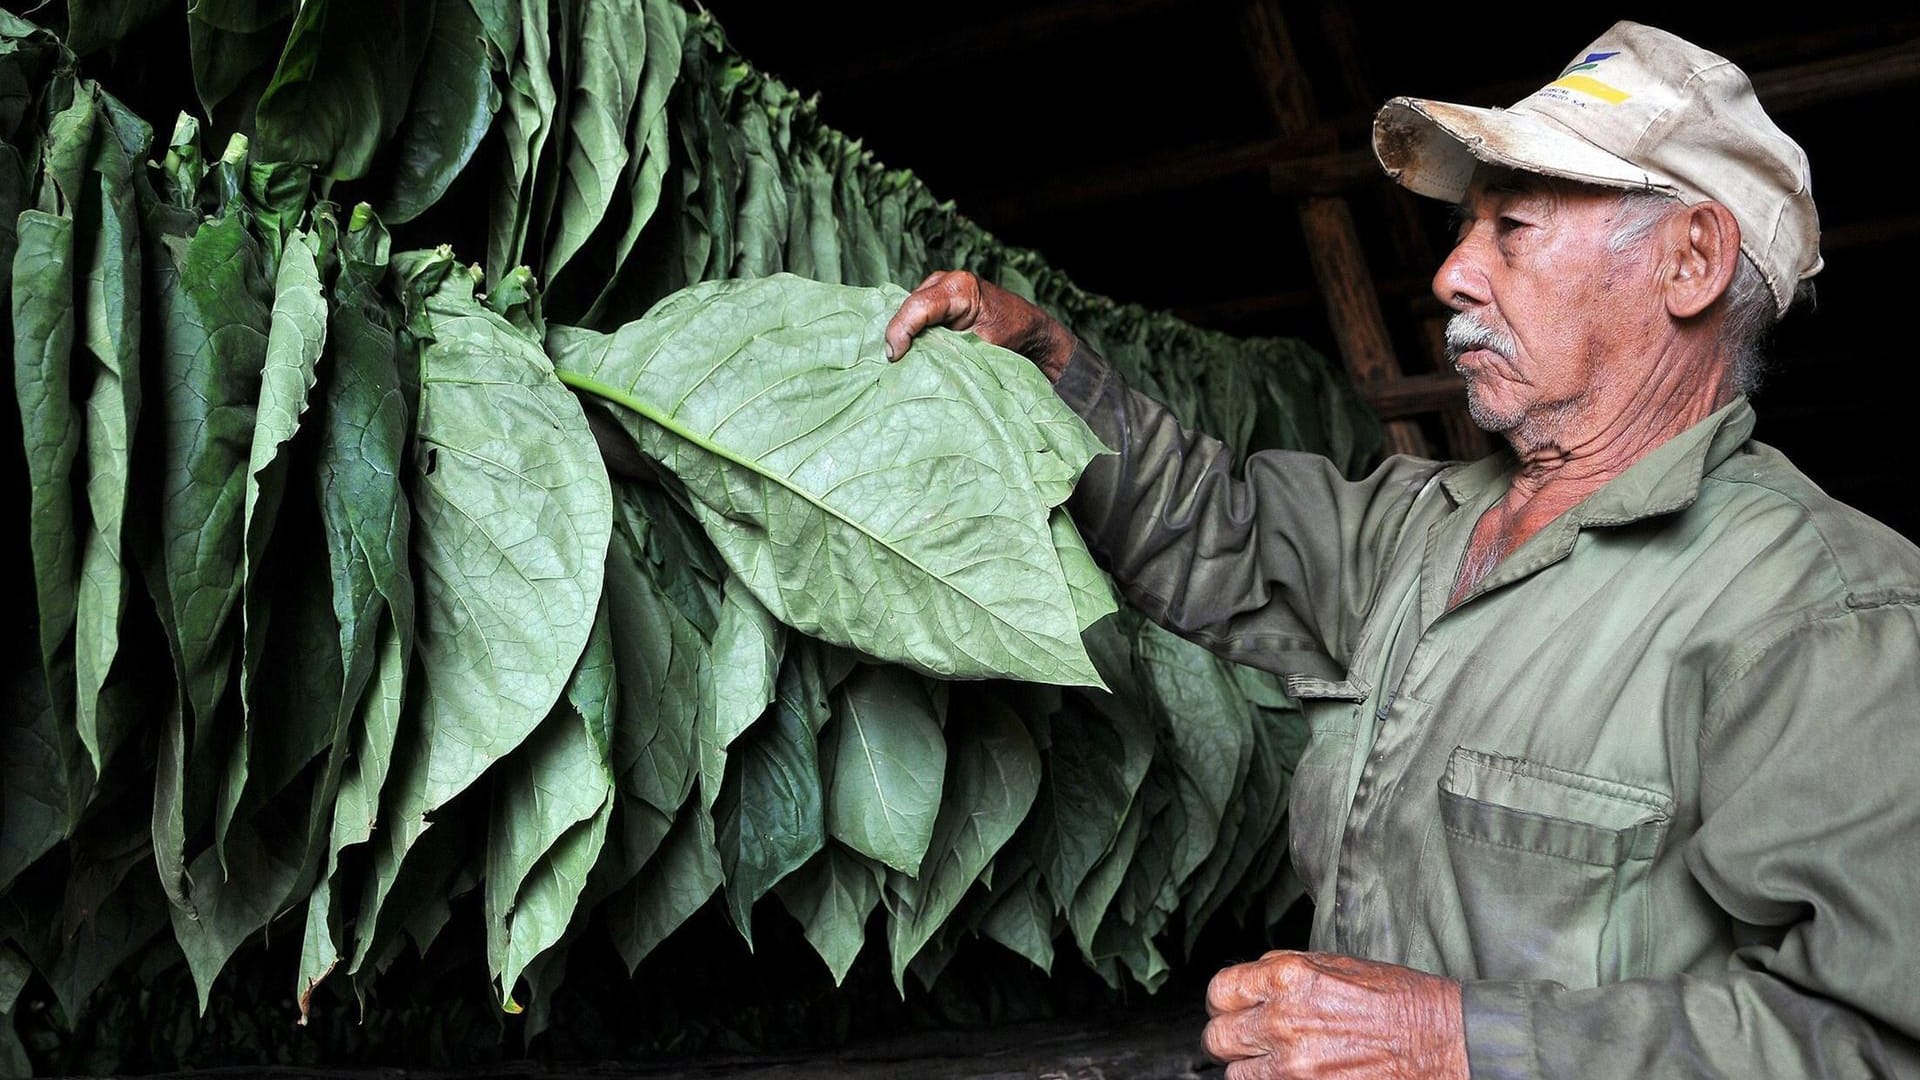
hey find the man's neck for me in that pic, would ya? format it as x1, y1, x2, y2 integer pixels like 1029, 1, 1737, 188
1448, 347, 1733, 608
1502, 356, 1733, 516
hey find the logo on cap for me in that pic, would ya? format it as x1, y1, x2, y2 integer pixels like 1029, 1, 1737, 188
1542, 50, 1631, 104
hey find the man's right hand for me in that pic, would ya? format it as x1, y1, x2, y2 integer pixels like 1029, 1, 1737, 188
883, 270, 1078, 381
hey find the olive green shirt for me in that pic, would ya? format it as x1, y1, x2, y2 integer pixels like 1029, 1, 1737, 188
1055, 345, 1920, 1077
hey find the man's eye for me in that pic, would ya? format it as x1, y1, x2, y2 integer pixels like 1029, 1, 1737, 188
1496, 216, 1529, 234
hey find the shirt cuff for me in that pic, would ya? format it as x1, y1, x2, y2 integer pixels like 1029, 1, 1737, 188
1050, 337, 1113, 416
1462, 980, 1550, 1079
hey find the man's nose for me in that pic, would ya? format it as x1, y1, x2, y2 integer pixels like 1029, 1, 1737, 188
1432, 240, 1490, 312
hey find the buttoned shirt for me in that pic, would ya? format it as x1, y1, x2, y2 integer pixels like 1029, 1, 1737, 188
1055, 343, 1920, 1077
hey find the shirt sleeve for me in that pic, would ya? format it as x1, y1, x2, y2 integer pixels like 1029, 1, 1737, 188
1052, 340, 1444, 681
1460, 597, 1920, 1078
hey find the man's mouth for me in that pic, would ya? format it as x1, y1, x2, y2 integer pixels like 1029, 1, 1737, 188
1443, 314, 1518, 371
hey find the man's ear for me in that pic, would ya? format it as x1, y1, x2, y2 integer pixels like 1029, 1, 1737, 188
1665, 202, 1741, 319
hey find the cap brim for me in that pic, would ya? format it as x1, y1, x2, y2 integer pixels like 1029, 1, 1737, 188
1373, 97, 1679, 202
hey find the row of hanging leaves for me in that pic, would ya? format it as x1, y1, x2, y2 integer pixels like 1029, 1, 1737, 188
0, 2, 1379, 1071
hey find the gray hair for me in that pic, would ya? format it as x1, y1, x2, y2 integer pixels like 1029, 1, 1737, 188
1605, 190, 1800, 396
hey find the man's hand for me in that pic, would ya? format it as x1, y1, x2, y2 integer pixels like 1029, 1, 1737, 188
1203, 951, 1469, 1079
882, 269, 1078, 381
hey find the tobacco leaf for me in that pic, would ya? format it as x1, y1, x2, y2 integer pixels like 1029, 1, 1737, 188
549, 274, 1108, 688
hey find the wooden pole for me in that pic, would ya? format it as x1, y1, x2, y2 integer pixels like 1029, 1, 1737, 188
1236, 0, 1428, 458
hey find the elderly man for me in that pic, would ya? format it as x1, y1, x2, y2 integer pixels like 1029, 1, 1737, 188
885, 20, 1919, 1078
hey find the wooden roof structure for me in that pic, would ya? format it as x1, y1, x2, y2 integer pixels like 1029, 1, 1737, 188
701, 0, 1920, 538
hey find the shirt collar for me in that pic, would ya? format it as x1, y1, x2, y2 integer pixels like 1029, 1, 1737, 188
1437, 396, 1758, 526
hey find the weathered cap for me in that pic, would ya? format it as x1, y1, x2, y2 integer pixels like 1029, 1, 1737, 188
1372, 21, 1821, 315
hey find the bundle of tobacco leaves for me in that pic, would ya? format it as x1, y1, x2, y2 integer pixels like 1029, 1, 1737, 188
0, 4, 1377, 1071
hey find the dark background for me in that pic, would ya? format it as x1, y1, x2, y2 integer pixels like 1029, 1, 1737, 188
699, 0, 1920, 540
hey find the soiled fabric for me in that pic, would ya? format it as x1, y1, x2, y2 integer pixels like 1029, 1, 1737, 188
1054, 342, 1920, 1077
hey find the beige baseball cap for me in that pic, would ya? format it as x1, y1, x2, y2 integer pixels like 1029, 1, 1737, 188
1372, 21, 1821, 316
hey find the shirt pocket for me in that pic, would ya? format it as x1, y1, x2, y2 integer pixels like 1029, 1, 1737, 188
1285, 676, 1367, 898
1437, 747, 1672, 989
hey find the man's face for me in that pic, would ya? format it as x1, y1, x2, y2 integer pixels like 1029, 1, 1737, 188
1434, 171, 1669, 450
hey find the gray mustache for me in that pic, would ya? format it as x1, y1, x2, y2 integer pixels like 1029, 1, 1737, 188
1443, 314, 1516, 364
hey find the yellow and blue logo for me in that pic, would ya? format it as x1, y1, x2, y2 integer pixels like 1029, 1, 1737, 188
1545, 50, 1631, 104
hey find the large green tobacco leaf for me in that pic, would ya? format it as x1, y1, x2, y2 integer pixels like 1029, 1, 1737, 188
731, 101, 789, 280
550, 274, 1108, 687
886, 699, 1041, 992
177, 459, 347, 1011
1086, 625, 1253, 991
517, 0, 576, 282
254, 0, 433, 180
30, 819, 170, 1023
1052, 510, 1117, 634
71, 86, 147, 776
655, 23, 739, 293
296, 208, 415, 1014
146, 198, 276, 909
348, 259, 609, 975
16, 73, 96, 745
12, 209, 79, 733
373, 0, 500, 223
824, 665, 945, 877
409, 264, 610, 813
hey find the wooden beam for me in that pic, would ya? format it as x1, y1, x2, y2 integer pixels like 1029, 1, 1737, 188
1315, 1, 1378, 116
1296, 196, 1399, 384
1269, 149, 1383, 196
1361, 372, 1467, 419
1235, 0, 1424, 455
1238, 0, 1317, 135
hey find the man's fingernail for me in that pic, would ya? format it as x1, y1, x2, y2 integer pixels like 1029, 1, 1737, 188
884, 343, 896, 361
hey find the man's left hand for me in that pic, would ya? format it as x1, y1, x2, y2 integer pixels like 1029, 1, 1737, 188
1203, 951, 1469, 1079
